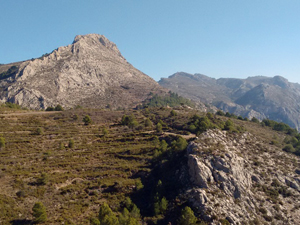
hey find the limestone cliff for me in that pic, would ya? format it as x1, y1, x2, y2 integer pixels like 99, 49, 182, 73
186, 130, 300, 224
0, 34, 165, 109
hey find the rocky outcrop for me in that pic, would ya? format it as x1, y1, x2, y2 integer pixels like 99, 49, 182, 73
186, 129, 300, 224
0, 34, 165, 109
159, 73, 300, 129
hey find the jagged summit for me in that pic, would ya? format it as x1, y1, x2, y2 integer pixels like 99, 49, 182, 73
0, 34, 165, 109
72, 34, 124, 58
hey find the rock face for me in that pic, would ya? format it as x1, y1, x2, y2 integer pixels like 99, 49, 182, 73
0, 34, 165, 109
159, 72, 300, 129
186, 130, 300, 224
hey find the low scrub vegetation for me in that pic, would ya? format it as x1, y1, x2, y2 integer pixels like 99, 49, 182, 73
0, 106, 299, 224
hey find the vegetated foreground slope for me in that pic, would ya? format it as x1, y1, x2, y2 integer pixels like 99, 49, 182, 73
159, 72, 300, 130
0, 34, 165, 110
0, 105, 299, 224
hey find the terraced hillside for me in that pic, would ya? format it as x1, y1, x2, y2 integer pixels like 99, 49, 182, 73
0, 105, 299, 224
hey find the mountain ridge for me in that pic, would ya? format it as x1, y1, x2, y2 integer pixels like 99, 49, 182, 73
159, 72, 300, 129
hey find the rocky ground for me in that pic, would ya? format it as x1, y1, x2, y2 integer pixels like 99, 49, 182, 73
186, 129, 300, 224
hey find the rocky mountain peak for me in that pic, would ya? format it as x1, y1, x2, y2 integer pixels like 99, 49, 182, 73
0, 34, 164, 109
72, 34, 123, 57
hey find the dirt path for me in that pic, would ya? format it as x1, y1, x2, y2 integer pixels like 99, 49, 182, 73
143, 130, 196, 139
0, 111, 60, 117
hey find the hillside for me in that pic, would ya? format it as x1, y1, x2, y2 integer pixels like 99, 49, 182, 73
0, 34, 165, 109
159, 72, 300, 130
0, 105, 299, 224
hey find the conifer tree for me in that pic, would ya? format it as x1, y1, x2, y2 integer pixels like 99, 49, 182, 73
32, 202, 47, 223
178, 206, 197, 225
98, 203, 119, 225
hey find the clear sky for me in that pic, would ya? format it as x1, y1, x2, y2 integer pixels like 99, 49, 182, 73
1, 1, 300, 83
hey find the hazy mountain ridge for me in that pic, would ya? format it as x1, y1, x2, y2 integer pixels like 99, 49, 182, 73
159, 72, 300, 129
0, 34, 165, 109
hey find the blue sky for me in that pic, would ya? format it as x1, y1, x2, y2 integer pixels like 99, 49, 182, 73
1, 1, 300, 83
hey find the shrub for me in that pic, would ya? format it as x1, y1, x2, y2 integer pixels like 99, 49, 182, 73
160, 140, 168, 152
144, 118, 153, 127
224, 119, 234, 131
119, 208, 139, 225
32, 202, 47, 223
102, 127, 109, 137
16, 190, 26, 198
98, 203, 119, 225
83, 115, 92, 125
135, 179, 144, 191
216, 110, 225, 116
34, 127, 44, 135
173, 136, 188, 151
156, 122, 163, 133
68, 139, 74, 148
178, 206, 197, 225
90, 217, 100, 225
170, 110, 177, 116
45, 106, 54, 111
0, 137, 5, 149
55, 104, 64, 111
160, 197, 168, 214
283, 144, 295, 153
36, 173, 49, 185
121, 115, 138, 128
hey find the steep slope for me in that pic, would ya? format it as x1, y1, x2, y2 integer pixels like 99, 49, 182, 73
186, 129, 300, 224
0, 34, 165, 109
159, 73, 300, 129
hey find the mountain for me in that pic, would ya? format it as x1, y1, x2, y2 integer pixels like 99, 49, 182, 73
159, 72, 300, 129
1, 106, 299, 224
0, 34, 165, 109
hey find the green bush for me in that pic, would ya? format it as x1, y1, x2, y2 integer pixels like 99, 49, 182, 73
36, 173, 49, 185
173, 136, 188, 151
83, 115, 92, 125
156, 122, 163, 133
68, 139, 75, 148
178, 206, 197, 225
0, 137, 5, 149
121, 115, 138, 128
45, 106, 54, 111
160, 197, 168, 214
216, 110, 225, 116
144, 118, 153, 127
34, 127, 44, 135
55, 104, 64, 111
90, 217, 100, 225
32, 202, 47, 223
170, 110, 177, 116
98, 203, 119, 225
283, 144, 295, 153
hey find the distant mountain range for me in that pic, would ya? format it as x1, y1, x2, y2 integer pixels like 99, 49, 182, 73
159, 72, 300, 129
0, 34, 165, 109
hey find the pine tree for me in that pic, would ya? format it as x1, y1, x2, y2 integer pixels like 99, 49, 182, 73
98, 203, 119, 225
156, 122, 163, 133
178, 206, 197, 225
160, 197, 168, 214
32, 202, 47, 223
